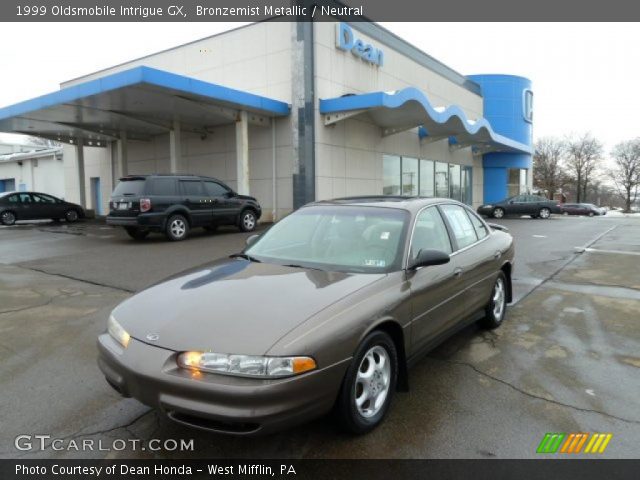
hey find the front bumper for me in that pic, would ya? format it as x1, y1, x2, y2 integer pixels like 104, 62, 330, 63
97, 334, 348, 435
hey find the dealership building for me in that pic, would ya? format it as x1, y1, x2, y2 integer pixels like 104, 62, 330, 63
0, 21, 533, 220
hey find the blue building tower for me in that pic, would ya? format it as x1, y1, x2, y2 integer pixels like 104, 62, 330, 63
468, 74, 533, 204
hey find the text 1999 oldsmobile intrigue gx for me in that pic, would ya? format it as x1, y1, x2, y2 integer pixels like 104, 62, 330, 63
97, 197, 514, 435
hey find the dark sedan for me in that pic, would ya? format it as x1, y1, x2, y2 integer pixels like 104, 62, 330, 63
477, 194, 562, 219
0, 191, 84, 225
561, 203, 605, 217
97, 196, 514, 436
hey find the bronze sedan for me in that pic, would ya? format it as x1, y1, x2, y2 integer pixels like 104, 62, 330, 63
97, 197, 514, 435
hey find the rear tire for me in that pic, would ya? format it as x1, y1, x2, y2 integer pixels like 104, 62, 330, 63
480, 272, 508, 330
65, 209, 79, 223
1, 210, 16, 225
336, 331, 398, 435
165, 214, 189, 241
125, 227, 149, 240
492, 207, 505, 219
238, 210, 257, 232
588, 212, 594, 217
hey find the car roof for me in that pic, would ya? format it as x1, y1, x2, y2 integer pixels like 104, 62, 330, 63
118, 173, 224, 182
308, 196, 467, 213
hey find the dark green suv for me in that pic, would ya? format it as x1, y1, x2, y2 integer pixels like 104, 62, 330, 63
107, 174, 261, 241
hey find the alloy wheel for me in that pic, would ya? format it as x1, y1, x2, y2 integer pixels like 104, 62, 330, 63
242, 212, 256, 231
493, 277, 506, 320
493, 208, 504, 219
66, 210, 79, 222
539, 208, 551, 219
1, 211, 16, 225
170, 219, 186, 238
354, 345, 391, 419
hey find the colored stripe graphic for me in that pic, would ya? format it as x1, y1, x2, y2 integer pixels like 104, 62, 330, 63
537, 433, 565, 453
538, 433, 612, 454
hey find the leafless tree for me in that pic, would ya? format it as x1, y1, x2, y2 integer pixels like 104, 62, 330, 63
26, 136, 61, 148
564, 133, 604, 203
533, 137, 570, 199
609, 139, 640, 212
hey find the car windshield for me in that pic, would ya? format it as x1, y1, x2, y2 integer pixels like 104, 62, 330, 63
245, 205, 410, 273
112, 179, 146, 196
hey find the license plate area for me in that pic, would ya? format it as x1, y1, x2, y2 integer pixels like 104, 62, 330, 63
117, 202, 130, 210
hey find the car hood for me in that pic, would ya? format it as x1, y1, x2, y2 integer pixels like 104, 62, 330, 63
112, 258, 385, 354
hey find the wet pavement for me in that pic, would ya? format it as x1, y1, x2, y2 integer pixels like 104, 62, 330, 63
0, 215, 638, 458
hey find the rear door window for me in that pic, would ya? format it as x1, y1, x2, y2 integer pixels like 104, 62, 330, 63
179, 180, 204, 196
112, 179, 146, 197
204, 181, 229, 197
466, 210, 488, 240
440, 204, 478, 250
148, 178, 177, 196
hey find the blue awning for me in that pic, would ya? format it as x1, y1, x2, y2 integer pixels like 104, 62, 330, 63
0, 66, 290, 146
319, 88, 532, 155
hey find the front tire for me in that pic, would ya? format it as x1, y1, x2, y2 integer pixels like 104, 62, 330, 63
336, 331, 398, 434
539, 207, 551, 219
238, 210, 257, 232
492, 207, 505, 219
65, 209, 79, 223
1, 210, 16, 225
480, 272, 508, 329
588, 211, 594, 217
165, 214, 189, 241
125, 227, 149, 240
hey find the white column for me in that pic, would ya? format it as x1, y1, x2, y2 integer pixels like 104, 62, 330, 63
76, 143, 86, 208
235, 110, 249, 195
116, 130, 128, 177
170, 119, 181, 173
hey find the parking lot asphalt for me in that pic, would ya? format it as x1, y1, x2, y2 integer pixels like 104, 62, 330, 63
0, 215, 639, 459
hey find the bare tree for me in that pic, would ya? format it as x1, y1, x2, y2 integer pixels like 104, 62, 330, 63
565, 133, 604, 203
533, 137, 569, 199
26, 136, 61, 148
609, 139, 640, 212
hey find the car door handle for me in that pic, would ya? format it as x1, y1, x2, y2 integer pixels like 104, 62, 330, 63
494, 251, 502, 259
454, 267, 463, 277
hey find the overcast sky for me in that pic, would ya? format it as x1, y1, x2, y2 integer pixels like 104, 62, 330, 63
0, 22, 638, 157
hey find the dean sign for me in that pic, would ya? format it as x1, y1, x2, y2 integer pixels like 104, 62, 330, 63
336, 23, 384, 67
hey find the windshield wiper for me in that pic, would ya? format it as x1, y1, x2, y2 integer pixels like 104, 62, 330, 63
282, 263, 324, 271
230, 253, 261, 263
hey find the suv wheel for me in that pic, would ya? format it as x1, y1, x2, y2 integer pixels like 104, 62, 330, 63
238, 210, 257, 232
166, 214, 189, 241
125, 227, 149, 241
539, 207, 551, 219
492, 207, 505, 219
1, 211, 16, 225
65, 209, 79, 223
336, 331, 398, 434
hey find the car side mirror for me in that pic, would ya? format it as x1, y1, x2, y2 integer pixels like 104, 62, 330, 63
245, 234, 260, 247
509, 200, 514, 204
227, 191, 237, 197
409, 249, 450, 270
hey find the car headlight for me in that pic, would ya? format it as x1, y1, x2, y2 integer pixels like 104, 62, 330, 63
177, 351, 317, 378
108, 315, 130, 348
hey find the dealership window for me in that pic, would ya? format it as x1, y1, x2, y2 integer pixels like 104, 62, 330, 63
435, 162, 449, 197
508, 168, 528, 197
449, 164, 461, 201
419, 160, 434, 196
383, 155, 401, 195
402, 157, 419, 196
382, 155, 472, 203
461, 166, 472, 205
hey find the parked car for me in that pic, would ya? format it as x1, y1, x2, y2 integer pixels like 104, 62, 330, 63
477, 194, 562, 219
98, 196, 514, 435
106, 174, 261, 241
561, 203, 605, 217
0, 191, 84, 225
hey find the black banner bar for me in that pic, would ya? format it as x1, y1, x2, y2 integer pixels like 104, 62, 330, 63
1, 0, 640, 22
2, 459, 640, 480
